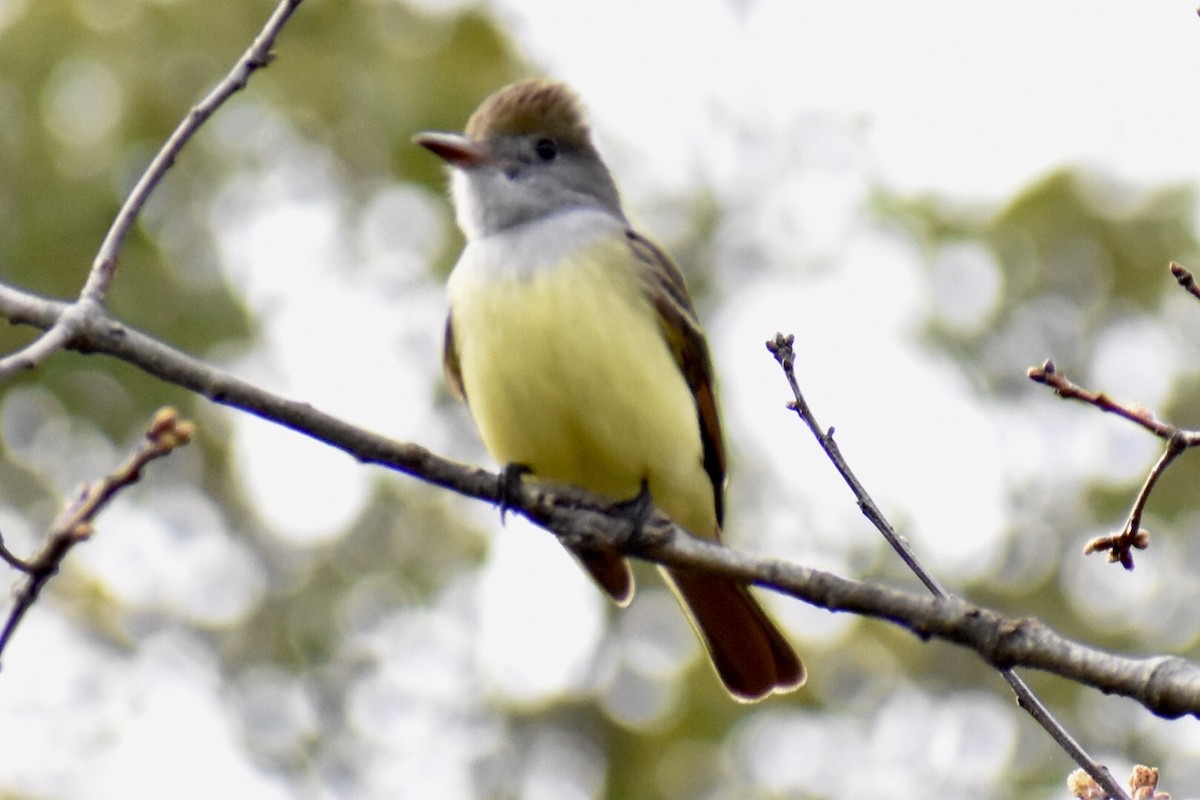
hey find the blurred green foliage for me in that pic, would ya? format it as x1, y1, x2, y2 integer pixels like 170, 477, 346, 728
887, 171, 1199, 391
885, 170, 1200, 678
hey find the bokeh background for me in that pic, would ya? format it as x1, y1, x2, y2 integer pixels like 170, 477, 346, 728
2, 1, 1200, 798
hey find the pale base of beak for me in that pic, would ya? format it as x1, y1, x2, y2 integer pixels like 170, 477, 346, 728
413, 132, 490, 168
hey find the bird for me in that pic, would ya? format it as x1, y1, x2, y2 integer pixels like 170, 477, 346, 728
415, 79, 804, 701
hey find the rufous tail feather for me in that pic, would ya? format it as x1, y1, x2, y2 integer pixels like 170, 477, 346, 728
666, 569, 805, 701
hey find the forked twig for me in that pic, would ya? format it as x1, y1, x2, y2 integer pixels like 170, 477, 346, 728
0, 408, 195, 665
1029, 345, 1200, 570
1081, 434, 1186, 569
0, 0, 304, 381
767, 333, 1131, 800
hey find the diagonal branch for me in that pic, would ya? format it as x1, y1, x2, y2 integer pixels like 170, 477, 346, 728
0, 407, 195, 665
1, 288, 1199, 731
0, 0, 304, 382
1028, 359, 1182, 440
764, 333, 947, 596
82, 0, 303, 305
767, 333, 1130, 800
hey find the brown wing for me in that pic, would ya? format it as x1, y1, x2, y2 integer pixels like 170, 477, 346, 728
625, 229, 727, 529
443, 314, 467, 402
626, 230, 803, 698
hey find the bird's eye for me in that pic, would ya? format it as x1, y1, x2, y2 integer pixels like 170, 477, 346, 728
534, 138, 558, 161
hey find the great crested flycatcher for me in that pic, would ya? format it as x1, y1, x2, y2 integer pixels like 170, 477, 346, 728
415, 79, 804, 701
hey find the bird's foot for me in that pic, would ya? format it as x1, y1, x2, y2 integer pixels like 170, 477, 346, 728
497, 462, 532, 524
612, 479, 654, 544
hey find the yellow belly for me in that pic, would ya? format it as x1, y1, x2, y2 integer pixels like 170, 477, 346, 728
448, 236, 716, 537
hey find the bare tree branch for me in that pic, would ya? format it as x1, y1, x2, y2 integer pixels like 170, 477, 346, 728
0, 0, 304, 382
0, 407, 195, 665
2, 289, 1200, 729
764, 334, 947, 596
767, 333, 1130, 800
1028, 358, 1183, 440
1029, 336, 1200, 570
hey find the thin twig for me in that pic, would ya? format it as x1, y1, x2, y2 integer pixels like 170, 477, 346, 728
1028, 358, 1200, 569
1082, 435, 1186, 569
81, 0, 303, 303
1028, 359, 1178, 439
0, 320, 72, 378
0, 407, 195, 666
0, 0, 304, 382
0, 536, 31, 571
1170, 261, 1200, 303
767, 333, 1131, 800
764, 333, 946, 596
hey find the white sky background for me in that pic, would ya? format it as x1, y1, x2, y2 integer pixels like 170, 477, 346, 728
8, 2, 1200, 798
497, 0, 1200, 199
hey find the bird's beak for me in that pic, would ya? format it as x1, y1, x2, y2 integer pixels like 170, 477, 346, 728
413, 132, 491, 168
